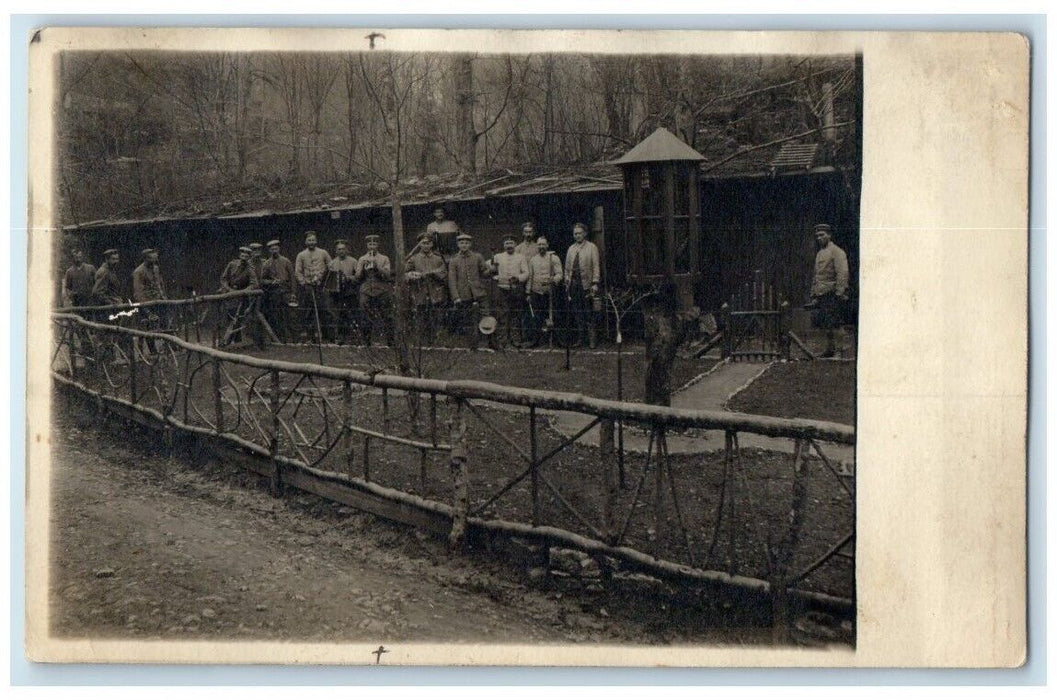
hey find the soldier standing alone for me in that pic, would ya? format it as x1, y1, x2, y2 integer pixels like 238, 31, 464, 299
809, 223, 850, 358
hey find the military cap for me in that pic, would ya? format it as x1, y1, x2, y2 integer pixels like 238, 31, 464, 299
456, 233, 473, 242
103, 248, 119, 256
238, 246, 252, 254
141, 248, 157, 257
266, 239, 281, 248
334, 239, 349, 246
417, 231, 434, 242
248, 242, 263, 250
364, 234, 381, 242
814, 223, 833, 233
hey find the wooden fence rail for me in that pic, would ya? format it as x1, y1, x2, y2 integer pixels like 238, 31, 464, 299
51, 311, 856, 638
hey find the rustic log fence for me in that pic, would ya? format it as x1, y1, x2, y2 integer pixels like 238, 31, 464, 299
51, 310, 855, 638
55, 289, 271, 349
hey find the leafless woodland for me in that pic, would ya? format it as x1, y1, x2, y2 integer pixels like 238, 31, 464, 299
58, 51, 859, 226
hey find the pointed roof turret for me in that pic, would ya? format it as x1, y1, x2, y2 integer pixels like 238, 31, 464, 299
611, 127, 705, 165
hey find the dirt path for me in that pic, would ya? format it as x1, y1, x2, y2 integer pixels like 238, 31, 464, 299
49, 398, 784, 646
50, 405, 601, 645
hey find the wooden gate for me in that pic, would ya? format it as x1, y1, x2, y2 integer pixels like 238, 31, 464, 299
721, 270, 791, 362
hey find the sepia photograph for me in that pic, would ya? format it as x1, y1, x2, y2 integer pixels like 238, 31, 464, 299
25, 28, 1027, 668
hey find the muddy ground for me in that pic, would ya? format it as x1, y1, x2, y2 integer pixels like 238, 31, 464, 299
49, 394, 851, 648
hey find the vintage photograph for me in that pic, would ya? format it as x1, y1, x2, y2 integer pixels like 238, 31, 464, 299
41, 30, 862, 659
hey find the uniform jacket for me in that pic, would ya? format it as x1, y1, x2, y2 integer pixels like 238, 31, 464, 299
261, 255, 295, 295
491, 251, 529, 290
811, 242, 849, 298
355, 252, 393, 299
220, 259, 260, 292
407, 250, 448, 305
564, 240, 601, 290
132, 262, 166, 302
294, 247, 332, 286
328, 255, 359, 295
447, 250, 491, 302
92, 262, 124, 304
526, 251, 563, 295
63, 263, 96, 304
513, 240, 538, 261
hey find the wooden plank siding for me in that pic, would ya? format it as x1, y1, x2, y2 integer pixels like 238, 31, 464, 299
59, 171, 857, 323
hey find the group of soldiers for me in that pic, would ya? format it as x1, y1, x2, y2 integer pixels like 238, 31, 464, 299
61, 246, 166, 308
214, 211, 603, 351
62, 207, 604, 352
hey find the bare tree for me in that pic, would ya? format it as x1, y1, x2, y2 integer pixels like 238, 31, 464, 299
453, 54, 513, 178
357, 50, 438, 377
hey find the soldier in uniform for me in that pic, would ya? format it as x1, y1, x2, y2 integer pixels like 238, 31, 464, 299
132, 248, 166, 303
92, 248, 124, 306
513, 221, 539, 261
219, 246, 262, 347
352, 234, 394, 347
328, 239, 360, 345
261, 239, 295, 343
294, 231, 334, 343
132, 248, 167, 351
220, 246, 259, 292
564, 222, 602, 348
405, 231, 448, 346
248, 242, 265, 284
447, 232, 493, 351
524, 237, 563, 348
425, 206, 461, 257
61, 248, 96, 308
809, 223, 850, 358
490, 236, 529, 347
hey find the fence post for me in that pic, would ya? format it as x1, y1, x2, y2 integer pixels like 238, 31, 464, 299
363, 436, 371, 482
448, 397, 469, 551
269, 368, 282, 497
652, 427, 666, 543
529, 406, 540, 527
721, 303, 731, 359
66, 323, 78, 384
779, 300, 791, 360
127, 334, 138, 405
600, 418, 616, 543
770, 439, 809, 645
181, 349, 192, 424
212, 358, 224, 434
343, 379, 354, 479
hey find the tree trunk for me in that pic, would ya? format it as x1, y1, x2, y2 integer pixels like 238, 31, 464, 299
643, 284, 698, 407
455, 54, 477, 178
390, 192, 412, 377
643, 311, 679, 407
